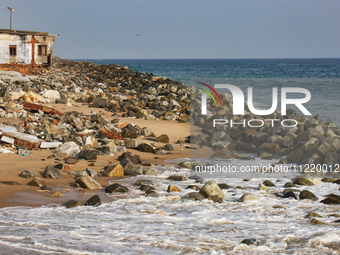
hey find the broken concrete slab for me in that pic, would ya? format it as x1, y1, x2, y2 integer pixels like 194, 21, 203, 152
4, 131, 43, 149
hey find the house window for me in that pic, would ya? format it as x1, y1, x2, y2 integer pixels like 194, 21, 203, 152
9, 45, 16, 56
38, 45, 47, 56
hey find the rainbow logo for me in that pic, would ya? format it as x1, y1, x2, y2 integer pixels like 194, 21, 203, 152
197, 82, 223, 106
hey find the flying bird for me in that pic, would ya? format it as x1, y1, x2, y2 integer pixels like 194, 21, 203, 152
136, 34, 141, 36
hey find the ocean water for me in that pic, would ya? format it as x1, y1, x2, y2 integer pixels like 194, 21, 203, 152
2, 59, 340, 254
1, 162, 340, 254
73, 58, 340, 125
74, 58, 340, 84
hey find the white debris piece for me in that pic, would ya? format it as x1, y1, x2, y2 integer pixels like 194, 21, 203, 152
40, 142, 63, 149
0, 136, 15, 144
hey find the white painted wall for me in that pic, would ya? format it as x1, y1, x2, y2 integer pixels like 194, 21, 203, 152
0, 34, 55, 65
0, 34, 31, 64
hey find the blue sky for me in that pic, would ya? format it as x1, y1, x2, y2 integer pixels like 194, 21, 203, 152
0, 0, 339, 59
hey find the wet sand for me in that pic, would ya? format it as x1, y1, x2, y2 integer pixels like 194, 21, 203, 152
0, 102, 196, 208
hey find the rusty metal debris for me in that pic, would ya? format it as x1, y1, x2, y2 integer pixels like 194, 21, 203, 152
23, 102, 63, 116
98, 128, 124, 140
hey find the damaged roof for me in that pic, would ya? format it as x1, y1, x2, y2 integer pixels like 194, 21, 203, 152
0, 28, 57, 37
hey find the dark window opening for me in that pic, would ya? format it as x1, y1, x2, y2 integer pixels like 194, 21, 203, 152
38, 45, 47, 56
9, 45, 16, 56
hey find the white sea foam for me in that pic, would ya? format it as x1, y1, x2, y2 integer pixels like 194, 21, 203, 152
0, 158, 340, 254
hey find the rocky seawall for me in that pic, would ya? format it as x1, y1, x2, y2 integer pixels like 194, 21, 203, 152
190, 86, 340, 169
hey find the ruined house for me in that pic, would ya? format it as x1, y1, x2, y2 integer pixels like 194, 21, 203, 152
0, 29, 57, 68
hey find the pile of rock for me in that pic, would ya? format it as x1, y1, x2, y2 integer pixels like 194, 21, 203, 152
190, 87, 340, 167
0, 58, 191, 156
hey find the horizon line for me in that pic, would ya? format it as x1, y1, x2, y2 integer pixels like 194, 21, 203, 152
66, 57, 340, 60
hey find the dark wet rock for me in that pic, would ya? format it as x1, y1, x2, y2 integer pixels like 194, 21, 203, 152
186, 185, 201, 191
43, 166, 63, 178
145, 191, 162, 197
53, 163, 68, 171
293, 178, 313, 186
321, 178, 335, 183
321, 197, 340, 204
78, 149, 98, 160
178, 161, 191, 169
274, 192, 284, 198
121, 129, 138, 138
70, 182, 81, 188
84, 195, 102, 207
41, 184, 52, 191
120, 158, 135, 170
218, 183, 230, 189
118, 152, 142, 164
241, 238, 257, 246
305, 211, 322, 218
62, 200, 83, 208
167, 175, 187, 181
139, 185, 155, 192
208, 195, 223, 203
163, 144, 174, 151
299, 190, 318, 201
283, 182, 297, 188
263, 180, 275, 187
199, 181, 225, 199
105, 183, 129, 193
311, 218, 324, 224
185, 192, 205, 201
320, 194, 340, 204
19, 170, 38, 179
156, 134, 170, 143
137, 142, 156, 153
282, 190, 298, 200
134, 179, 153, 186
189, 174, 204, 183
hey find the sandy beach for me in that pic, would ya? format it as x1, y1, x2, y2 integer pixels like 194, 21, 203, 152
0, 101, 193, 208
